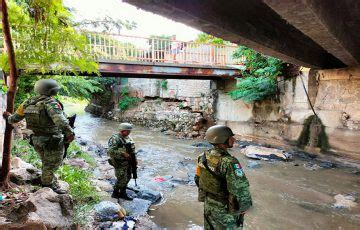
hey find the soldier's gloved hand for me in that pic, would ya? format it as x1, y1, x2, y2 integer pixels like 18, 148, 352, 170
3, 111, 11, 119
65, 133, 75, 143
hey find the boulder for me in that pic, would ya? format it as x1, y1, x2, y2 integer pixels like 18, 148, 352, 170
94, 201, 126, 221
120, 198, 152, 217
7, 188, 74, 229
11, 157, 36, 170
241, 146, 291, 161
64, 158, 89, 169
137, 189, 162, 203
93, 179, 113, 192
332, 194, 357, 209
9, 168, 41, 185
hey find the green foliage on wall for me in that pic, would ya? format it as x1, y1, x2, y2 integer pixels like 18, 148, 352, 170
229, 46, 283, 103
156, 79, 168, 90
118, 87, 141, 111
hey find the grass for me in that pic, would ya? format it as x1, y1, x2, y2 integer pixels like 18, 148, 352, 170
11, 139, 42, 169
57, 165, 100, 203
67, 142, 97, 167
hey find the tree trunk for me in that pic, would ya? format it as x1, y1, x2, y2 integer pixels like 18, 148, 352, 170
0, 0, 19, 189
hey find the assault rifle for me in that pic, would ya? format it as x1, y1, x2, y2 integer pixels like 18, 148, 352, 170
124, 142, 138, 186
63, 114, 76, 159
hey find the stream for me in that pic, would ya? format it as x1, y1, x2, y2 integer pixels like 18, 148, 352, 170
66, 104, 360, 229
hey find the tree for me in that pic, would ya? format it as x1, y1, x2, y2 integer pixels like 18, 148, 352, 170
195, 33, 228, 45
0, 0, 101, 188
228, 46, 283, 103
1, 0, 19, 189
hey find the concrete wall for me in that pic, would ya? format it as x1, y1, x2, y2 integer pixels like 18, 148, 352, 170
216, 67, 360, 159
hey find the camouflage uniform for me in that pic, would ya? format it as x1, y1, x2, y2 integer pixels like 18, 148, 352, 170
195, 146, 252, 230
8, 95, 73, 187
107, 133, 136, 193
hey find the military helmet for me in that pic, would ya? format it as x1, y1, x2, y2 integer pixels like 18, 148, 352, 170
119, 123, 133, 131
205, 125, 234, 144
34, 79, 60, 96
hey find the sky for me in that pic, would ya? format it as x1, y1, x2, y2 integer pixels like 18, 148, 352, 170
63, 0, 202, 41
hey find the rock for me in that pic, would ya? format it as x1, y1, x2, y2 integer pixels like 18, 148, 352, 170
137, 189, 162, 203
192, 142, 212, 148
292, 151, 317, 160
304, 162, 321, 171
64, 158, 89, 169
7, 188, 74, 229
120, 198, 152, 218
9, 168, 41, 185
58, 180, 70, 193
11, 157, 36, 170
191, 131, 200, 137
78, 139, 88, 146
93, 179, 113, 192
332, 194, 357, 209
247, 161, 261, 169
352, 170, 360, 175
95, 201, 124, 221
164, 130, 176, 136
241, 146, 291, 161
319, 161, 336, 169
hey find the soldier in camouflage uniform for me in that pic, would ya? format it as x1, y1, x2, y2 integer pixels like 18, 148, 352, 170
195, 125, 252, 230
3, 79, 74, 194
107, 123, 136, 200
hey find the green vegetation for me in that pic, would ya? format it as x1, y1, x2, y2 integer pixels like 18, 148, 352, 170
0, 0, 105, 107
195, 33, 228, 45
297, 115, 330, 151
156, 79, 168, 90
57, 165, 100, 203
229, 46, 283, 103
67, 142, 97, 167
118, 87, 141, 111
0, 79, 8, 95
11, 139, 42, 169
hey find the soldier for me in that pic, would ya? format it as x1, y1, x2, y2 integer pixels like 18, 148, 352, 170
3, 79, 74, 194
195, 125, 252, 229
107, 122, 137, 200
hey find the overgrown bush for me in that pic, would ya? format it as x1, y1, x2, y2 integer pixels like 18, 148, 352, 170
118, 87, 141, 111
229, 46, 283, 103
228, 77, 277, 103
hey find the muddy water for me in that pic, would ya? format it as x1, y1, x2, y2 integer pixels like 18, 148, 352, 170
67, 106, 360, 229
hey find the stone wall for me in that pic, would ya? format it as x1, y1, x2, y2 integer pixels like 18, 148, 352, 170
216, 67, 360, 159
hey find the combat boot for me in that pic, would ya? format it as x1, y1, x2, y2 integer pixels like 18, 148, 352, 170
111, 189, 121, 198
119, 188, 133, 201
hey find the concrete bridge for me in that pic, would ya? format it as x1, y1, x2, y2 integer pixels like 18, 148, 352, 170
124, 0, 360, 69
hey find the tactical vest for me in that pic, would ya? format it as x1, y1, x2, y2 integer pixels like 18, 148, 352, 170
23, 96, 60, 135
198, 150, 229, 202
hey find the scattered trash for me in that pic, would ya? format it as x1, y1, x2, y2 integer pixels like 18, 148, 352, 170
241, 146, 291, 161
332, 194, 357, 209
247, 161, 261, 169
